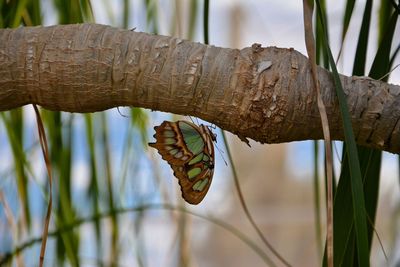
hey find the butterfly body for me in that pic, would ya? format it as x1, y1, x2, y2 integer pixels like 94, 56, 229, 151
149, 120, 216, 204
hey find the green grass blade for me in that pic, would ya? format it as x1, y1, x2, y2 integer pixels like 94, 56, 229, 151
145, 0, 159, 34
203, 0, 209, 44
329, 36, 370, 267
334, 0, 375, 265
360, 148, 381, 247
133, 210, 147, 267
352, 0, 372, 76
341, 0, 356, 41
84, 114, 102, 256
1, 111, 31, 230
315, 1, 370, 266
27, 0, 42, 25
363, 8, 398, 248
122, 0, 130, 28
131, 108, 149, 147
12, 0, 28, 27
118, 120, 133, 196
334, 146, 382, 264
58, 114, 80, 266
378, 1, 396, 44
323, 4, 397, 267
0, 1, 4, 27
42, 111, 79, 266
369, 12, 397, 79
313, 141, 323, 261
53, 0, 84, 24
79, 0, 94, 23
331, 145, 355, 265
187, 0, 198, 40
315, 0, 329, 67
100, 113, 119, 263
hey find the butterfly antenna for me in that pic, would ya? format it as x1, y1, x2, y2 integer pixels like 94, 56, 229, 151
188, 116, 196, 124
215, 143, 228, 166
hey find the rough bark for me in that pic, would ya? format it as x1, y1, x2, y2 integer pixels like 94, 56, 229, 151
1, 23, 399, 153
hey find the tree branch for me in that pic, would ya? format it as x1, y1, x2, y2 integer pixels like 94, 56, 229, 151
1, 23, 399, 153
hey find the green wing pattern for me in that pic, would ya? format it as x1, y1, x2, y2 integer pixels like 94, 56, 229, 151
178, 121, 205, 155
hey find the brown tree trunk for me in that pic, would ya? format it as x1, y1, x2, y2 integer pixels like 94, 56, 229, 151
1, 23, 399, 153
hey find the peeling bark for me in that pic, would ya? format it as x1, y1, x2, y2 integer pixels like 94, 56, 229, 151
0, 23, 399, 153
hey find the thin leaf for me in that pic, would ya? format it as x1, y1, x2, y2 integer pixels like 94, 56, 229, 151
336, 0, 356, 62
12, 0, 28, 27
100, 113, 119, 263
313, 141, 323, 261
352, 0, 373, 76
1, 111, 31, 230
221, 130, 290, 267
204, 2, 289, 265
341, 0, 356, 41
203, 0, 209, 44
187, 0, 198, 40
332, 1, 374, 265
315, 1, 370, 266
315, 0, 329, 67
303, 1, 334, 266
122, 0, 130, 28
33, 105, 53, 267
145, 0, 159, 34
369, 12, 398, 79
84, 114, 102, 257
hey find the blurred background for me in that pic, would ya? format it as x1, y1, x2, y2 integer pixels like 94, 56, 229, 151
0, 0, 400, 266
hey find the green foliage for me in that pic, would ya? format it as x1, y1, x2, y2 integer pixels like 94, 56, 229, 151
317, 1, 399, 266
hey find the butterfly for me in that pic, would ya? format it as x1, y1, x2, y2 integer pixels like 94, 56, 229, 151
149, 120, 216, 205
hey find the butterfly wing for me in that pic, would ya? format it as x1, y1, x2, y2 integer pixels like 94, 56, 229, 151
148, 121, 194, 165
149, 121, 215, 205
171, 159, 214, 204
